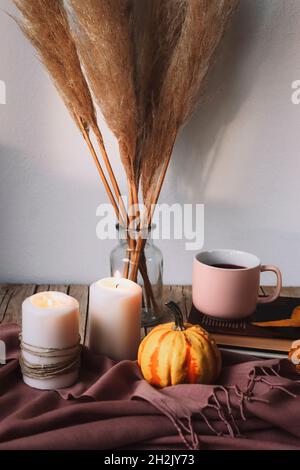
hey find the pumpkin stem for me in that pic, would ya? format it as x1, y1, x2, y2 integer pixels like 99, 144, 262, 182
165, 302, 185, 331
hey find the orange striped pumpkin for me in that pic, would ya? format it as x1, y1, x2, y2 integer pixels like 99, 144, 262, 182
138, 302, 221, 388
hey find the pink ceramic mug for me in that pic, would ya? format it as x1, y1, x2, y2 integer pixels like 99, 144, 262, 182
192, 249, 282, 319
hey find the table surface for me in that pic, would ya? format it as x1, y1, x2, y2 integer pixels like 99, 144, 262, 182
1, 284, 299, 341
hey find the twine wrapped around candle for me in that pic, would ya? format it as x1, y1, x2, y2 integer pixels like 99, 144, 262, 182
19, 335, 81, 380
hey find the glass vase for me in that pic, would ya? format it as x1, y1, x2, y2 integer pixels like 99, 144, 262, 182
110, 225, 163, 327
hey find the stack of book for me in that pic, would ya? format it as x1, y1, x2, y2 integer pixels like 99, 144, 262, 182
188, 297, 300, 358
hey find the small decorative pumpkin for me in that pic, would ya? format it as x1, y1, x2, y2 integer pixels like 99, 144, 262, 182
138, 302, 221, 388
288, 339, 300, 372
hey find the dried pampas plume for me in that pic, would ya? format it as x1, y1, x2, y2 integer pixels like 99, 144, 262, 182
68, 0, 138, 188
12, 0, 128, 225
141, 0, 239, 206
132, 0, 186, 183
12, 0, 96, 132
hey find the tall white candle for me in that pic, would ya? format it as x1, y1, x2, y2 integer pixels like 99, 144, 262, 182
87, 278, 142, 361
21, 291, 80, 390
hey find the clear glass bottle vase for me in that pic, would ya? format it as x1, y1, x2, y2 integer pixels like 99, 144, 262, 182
110, 225, 163, 327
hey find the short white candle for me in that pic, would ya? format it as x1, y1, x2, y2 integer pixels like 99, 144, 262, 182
22, 291, 80, 390
87, 277, 142, 361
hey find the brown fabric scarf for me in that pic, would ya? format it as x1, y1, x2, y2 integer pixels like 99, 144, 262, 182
0, 323, 300, 450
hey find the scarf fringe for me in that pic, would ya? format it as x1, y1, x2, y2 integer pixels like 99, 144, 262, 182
138, 361, 300, 450
200, 362, 298, 440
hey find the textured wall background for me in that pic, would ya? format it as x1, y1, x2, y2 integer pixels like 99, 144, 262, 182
1, 0, 300, 285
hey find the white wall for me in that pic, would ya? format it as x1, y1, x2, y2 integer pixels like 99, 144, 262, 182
1, 0, 300, 286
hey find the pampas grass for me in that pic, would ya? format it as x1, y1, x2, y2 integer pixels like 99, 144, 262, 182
12, 0, 96, 132
68, 0, 138, 190
133, 0, 186, 183
11, 0, 239, 289
12, 0, 127, 224
140, 0, 239, 207
129, 0, 239, 281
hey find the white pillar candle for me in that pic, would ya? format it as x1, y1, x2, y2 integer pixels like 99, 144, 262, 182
21, 291, 80, 390
87, 278, 142, 361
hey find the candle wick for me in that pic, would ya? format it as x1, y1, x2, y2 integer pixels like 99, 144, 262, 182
115, 283, 120, 289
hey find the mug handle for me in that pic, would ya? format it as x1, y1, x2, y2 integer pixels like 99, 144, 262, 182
257, 265, 282, 304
